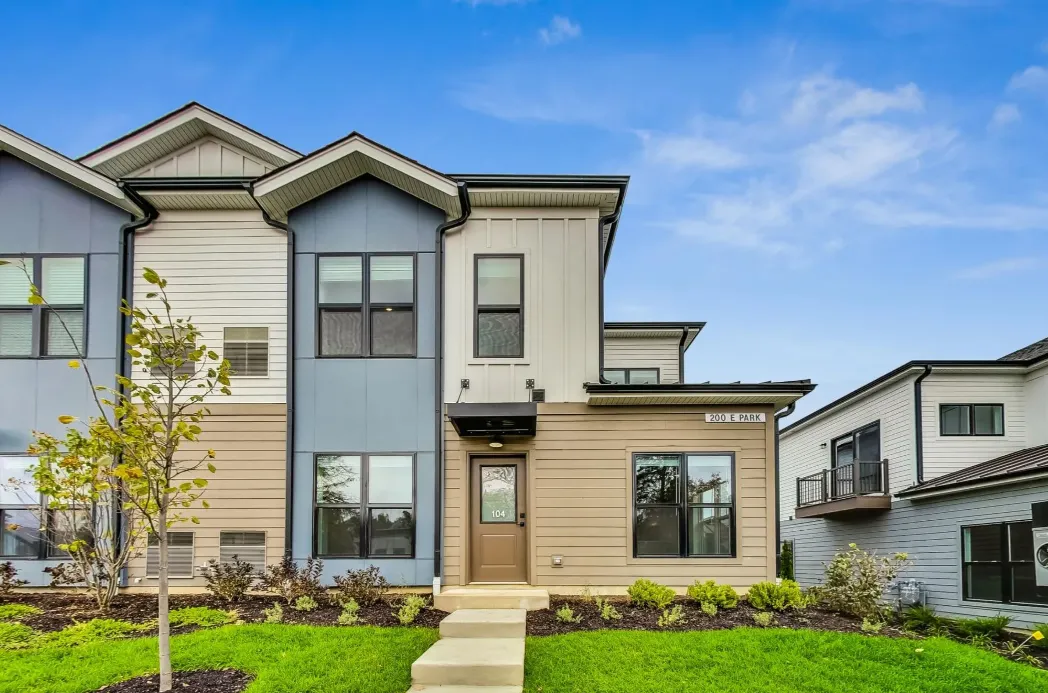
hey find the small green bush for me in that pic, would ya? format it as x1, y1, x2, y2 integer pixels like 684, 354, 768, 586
752, 611, 776, 627
294, 595, 319, 612
861, 618, 884, 634
0, 562, 27, 595
0, 622, 37, 649
169, 607, 236, 628
1031, 623, 1048, 649
627, 579, 675, 610
201, 557, 256, 603
952, 615, 1010, 640
595, 597, 622, 621
556, 605, 581, 624
332, 566, 390, 606
701, 601, 718, 618
263, 602, 284, 624
779, 540, 795, 581
657, 605, 686, 627
35, 619, 149, 649
338, 599, 360, 625
258, 556, 324, 605
902, 604, 941, 632
820, 543, 910, 619
686, 580, 738, 609
0, 604, 42, 622
746, 580, 806, 611
395, 595, 427, 625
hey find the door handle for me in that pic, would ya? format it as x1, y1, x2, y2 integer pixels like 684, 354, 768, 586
518, 521, 526, 528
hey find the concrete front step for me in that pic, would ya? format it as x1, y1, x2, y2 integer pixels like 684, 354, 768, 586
434, 587, 549, 612
408, 687, 522, 693
439, 609, 526, 639
411, 637, 525, 687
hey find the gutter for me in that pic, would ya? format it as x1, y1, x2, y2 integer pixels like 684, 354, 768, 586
596, 191, 626, 384
584, 381, 816, 394
913, 365, 932, 484
897, 469, 1048, 501
119, 177, 254, 191
677, 327, 689, 383
434, 183, 472, 587
773, 402, 795, 578
246, 186, 295, 558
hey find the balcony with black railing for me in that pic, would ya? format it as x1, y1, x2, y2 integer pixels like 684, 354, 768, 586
794, 459, 892, 518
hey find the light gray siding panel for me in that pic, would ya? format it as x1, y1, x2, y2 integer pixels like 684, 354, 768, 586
784, 480, 1048, 629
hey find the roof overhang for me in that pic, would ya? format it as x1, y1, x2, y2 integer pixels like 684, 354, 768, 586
0, 125, 142, 215
604, 322, 705, 352
122, 177, 258, 211
898, 469, 1048, 501
446, 402, 538, 438
253, 133, 462, 220
79, 103, 300, 178
584, 382, 815, 410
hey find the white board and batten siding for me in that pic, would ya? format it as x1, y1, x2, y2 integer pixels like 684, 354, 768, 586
443, 207, 601, 404
779, 374, 917, 522
604, 335, 681, 384
128, 137, 275, 178
1027, 363, 1048, 447
132, 210, 287, 404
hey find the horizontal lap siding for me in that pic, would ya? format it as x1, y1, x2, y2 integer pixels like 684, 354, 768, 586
444, 403, 775, 591
604, 336, 681, 384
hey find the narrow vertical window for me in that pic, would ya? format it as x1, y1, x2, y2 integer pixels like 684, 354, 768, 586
41, 257, 85, 356
315, 455, 362, 556
318, 256, 363, 356
0, 259, 33, 357
475, 255, 524, 358
369, 256, 414, 356
367, 455, 414, 557
0, 456, 40, 558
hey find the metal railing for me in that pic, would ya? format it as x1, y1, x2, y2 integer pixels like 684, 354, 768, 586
796, 459, 889, 507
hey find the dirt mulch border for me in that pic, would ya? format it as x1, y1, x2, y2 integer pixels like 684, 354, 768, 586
93, 669, 251, 693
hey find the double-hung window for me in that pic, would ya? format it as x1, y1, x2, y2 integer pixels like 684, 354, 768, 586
962, 521, 1048, 605
941, 404, 1004, 436
475, 255, 523, 358
603, 368, 660, 385
0, 256, 86, 358
0, 456, 41, 558
317, 255, 415, 357
315, 454, 415, 558
633, 452, 735, 558
223, 327, 269, 377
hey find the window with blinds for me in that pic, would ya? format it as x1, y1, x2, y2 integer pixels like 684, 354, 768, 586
0, 255, 85, 358
146, 531, 195, 578
219, 531, 266, 572
223, 327, 269, 377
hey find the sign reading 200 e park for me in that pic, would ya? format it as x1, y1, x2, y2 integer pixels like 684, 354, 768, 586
705, 413, 767, 423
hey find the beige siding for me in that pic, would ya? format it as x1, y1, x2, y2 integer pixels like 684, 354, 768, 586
127, 404, 285, 587
604, 335, 681, 383
443, 208, 601, 404
132, 210, 287, 404
444, 403, 776, 592
128, 137, 275, 178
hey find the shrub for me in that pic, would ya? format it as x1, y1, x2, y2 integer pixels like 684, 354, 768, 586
0, 562, 27, 595
658, 605, 686, 627
263, 602, 283, 624
0, 604, 42, 622
556, 605, 581, 624
701, 601, 718, 618
779, 540, 795, 581
0, 622, 36, 649
953, 615, 1010, 640
820, 543, 910, 619
861, 618, 884, 634
332, 566, 390, 606
258, 556, 324, 605
627, 579, 675, 610
294, 596, 319, 612
338, 599, 360, 625
686, 580, 738, 609
746, 580, 806, 611
579, 586, 595, 603
395, 595, 427, 625
42, 562, 84, 588
35, 619, 149, 648
594, 596, 621, 621
202, 557, 256, 603
1031, 623, 1048, 649
752, 611, 776, 627
902, 604, 941, 632
169, 607, 236, 628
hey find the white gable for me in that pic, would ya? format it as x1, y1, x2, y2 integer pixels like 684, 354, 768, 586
129, 137, 275, 178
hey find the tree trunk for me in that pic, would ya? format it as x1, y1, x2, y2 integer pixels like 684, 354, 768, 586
158, 505, 172, 693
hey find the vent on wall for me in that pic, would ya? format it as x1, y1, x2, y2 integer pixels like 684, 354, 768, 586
220, 531, 266, 572
146, 532, 194, 578
531, 388, 545, 403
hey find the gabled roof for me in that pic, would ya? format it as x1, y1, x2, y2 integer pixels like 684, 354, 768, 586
604, 321, 705, 352
897, 443, 1048, 499
79, 102, 301, 178
1001, 337, 1048, 362
0, 124, 142, 215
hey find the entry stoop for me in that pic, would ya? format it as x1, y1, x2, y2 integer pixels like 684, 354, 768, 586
439, 609, 526, 639
433, 587, 549, 612
410, 637, 525, 687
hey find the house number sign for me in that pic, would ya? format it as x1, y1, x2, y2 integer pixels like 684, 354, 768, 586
706, 413, 766, 423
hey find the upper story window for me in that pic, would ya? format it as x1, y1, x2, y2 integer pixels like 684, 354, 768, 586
941, 404, 1004, 436
831, 421, 880, 467
317, 254, 415, 358
604, 368, 659, 385
0, 256, 85, 358
475, 255, 523, 358
224, 327, 269, 377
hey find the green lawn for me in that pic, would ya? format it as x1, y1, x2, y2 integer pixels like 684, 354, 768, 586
524, 629, 1048, 693
0, 624, 438, 693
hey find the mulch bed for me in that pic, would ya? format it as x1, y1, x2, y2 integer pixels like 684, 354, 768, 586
94, 669, 251, 693
0, 593, 447, 634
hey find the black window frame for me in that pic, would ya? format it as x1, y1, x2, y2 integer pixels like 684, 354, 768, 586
0, 454, 46, 560
474, 254, 524, 359
603, 368, 661, 385
830, 420, 881, 468
316, 253, 417, 359
313, 453, 416, 559
0, 254, 88, 360
631, 451, 737, 559
940, 404, 1005, 437
961, 521, 1048, 607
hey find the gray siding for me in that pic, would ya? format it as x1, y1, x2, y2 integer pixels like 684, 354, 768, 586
290, 177, 444, 584
784, 480, 1048, 629
0, 153, 130, 584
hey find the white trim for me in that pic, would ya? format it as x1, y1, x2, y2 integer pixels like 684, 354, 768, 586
899, 470, 1048, 500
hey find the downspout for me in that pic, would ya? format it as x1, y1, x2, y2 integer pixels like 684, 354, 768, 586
596, 206, 622, 384
677, 327, 689, 383
246, 186, 295, 557
774, 401, 796, 578
435, 183, 472, 589
913, 365, 932, 484
114, 183, 158, 587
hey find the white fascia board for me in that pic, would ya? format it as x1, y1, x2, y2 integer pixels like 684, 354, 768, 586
900, 471, 1048, 501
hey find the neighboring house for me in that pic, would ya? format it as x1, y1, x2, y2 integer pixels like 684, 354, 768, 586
1, 103, 817, 596
780, 338, 1048, 627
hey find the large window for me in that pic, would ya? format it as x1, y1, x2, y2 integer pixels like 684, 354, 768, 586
633, 452, 734, 558
318, 254, 415, 357
0, 256, 86, 358
475, 255, 523, 358
962, 522, 1048, 605
315, 454, 414, 558
941, 404, 1004, 436
603, 368, 660, 385
0, 456, 40, 558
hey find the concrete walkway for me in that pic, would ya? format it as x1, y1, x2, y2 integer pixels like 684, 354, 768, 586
408, 589, 549, 693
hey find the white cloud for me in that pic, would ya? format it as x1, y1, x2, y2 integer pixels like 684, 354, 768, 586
989, 103, 1021, 129
539, 15, 581, 45
954, 257, 1041, 280
787, 74, 923, 125
637, 130, 748, 170
1008, 65, 1048, 93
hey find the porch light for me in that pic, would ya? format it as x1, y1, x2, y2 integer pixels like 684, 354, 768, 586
488, 435, 504, 449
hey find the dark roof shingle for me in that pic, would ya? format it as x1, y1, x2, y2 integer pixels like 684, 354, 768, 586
897, 443, 1048, 497
1001, 337, 1048, 362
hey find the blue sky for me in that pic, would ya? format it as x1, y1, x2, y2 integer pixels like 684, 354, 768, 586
1, 0, 1046, 419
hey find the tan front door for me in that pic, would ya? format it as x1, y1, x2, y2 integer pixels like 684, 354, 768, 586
470, 456, 527, 583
